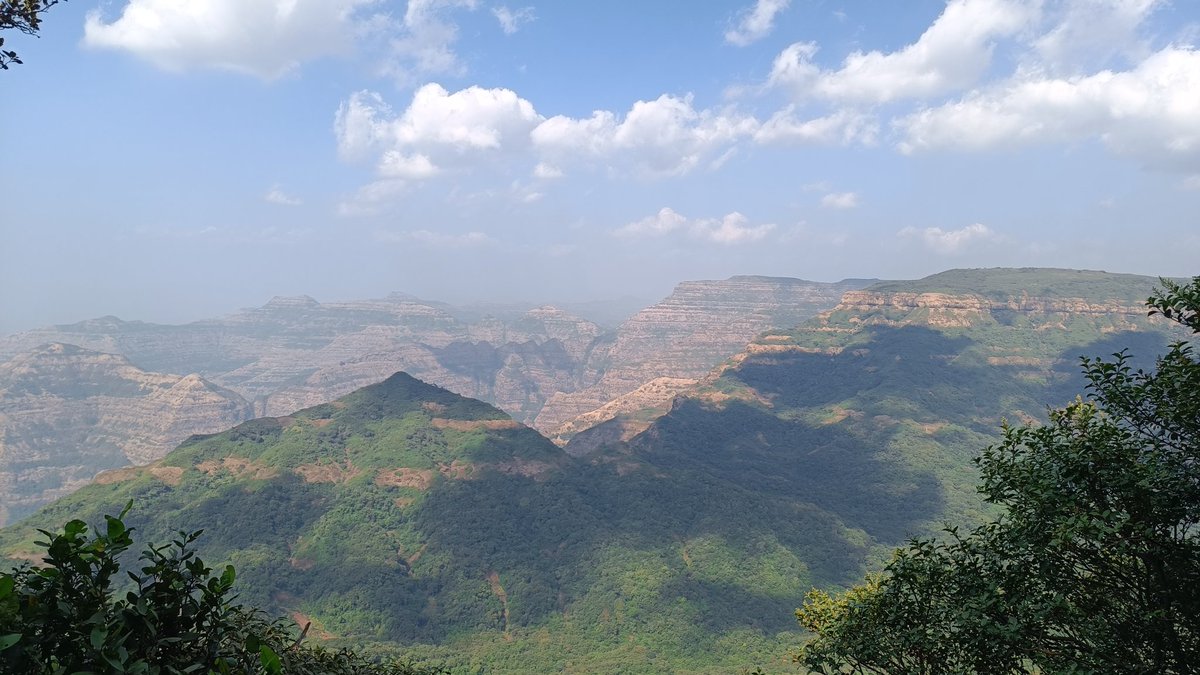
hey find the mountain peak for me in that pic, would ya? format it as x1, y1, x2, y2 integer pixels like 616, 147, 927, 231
263, 295, 320, 309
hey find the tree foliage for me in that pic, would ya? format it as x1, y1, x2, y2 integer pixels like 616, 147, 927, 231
0, 0, 63, 70
0, 503, 444, 674
797, 277, 1200, 674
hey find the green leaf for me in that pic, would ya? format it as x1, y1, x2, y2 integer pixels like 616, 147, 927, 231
258, 645, 282, 675
0, 633, 20, 651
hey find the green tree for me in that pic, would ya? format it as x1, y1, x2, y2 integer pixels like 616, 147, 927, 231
0, 503, 446, 674
796, 277, 1200, 674
1, 0, 65, 70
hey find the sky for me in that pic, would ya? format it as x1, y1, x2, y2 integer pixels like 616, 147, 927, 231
1, 0, 1198, 333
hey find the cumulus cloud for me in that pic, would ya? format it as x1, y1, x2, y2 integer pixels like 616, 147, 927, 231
532, 94, 758, 177
702, 212, 776, 244
820, 192, 858, 209
335, 84, 542, 177
264, 184, 302, 206
83, 0, 371, 78
725, 0, 790, 47
768, 0, 1035, 103
614, 207, 774, 244
493, 5, 535, 34
896, 46, 1200, 172
614, 207, 690, 238
898, 223, 1000, 254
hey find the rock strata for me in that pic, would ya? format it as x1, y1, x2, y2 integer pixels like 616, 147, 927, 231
0, 344, 251, 525
535, 276, 873, 438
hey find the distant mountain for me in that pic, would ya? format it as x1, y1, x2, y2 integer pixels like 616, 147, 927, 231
4, 268, 1183, 673
0, 343, 251, 525
0, 295, 605, 424
0, 279, 861, 521
575, 267, 1184, 528
536, 276, 876, 443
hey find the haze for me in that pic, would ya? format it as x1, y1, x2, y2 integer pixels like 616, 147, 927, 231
2, 0, 1198, 333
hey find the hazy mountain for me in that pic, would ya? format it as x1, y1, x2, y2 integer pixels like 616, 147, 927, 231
0, 343, 251, 525
536, 276, 876, 443
3, 268, 1183, 673
0, 279, 861, 521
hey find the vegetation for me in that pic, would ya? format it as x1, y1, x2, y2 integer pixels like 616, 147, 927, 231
797, 277, 1200, 673
0, 503, 442, 674
865, 267, 1172, 304
1, 0, 64, 70
1, 273, 1190, 672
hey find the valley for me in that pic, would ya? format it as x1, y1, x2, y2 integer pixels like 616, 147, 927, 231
0, 268, 1187, 673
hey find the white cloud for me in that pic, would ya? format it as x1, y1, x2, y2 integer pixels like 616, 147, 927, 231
768, 0, 1036, 103
701, 212, 776, 244
1033, 0, 1162, 73
533, 94, 758, 177
264, 184, 302, 206
614, 208, 774, 245
1182, 175, 1200, 191
382, 0, 479, 83
896, 46, 1200, 172
614, 207, 689, 238
725, 0, 790, 47
755, 107, 877, 145
820, 192, 858, 209
898, 223, 1000, 254
378, 229, 495, 247
493, 5, 535, 34
83, 0, 370, 78
335, 84, 542, 177
379, 151, 439, 179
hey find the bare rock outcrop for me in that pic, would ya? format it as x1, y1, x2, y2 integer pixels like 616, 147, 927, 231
0, 344, 252, 525
534, 276, 873, 438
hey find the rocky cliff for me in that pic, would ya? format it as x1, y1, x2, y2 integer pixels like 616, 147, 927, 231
535, 276, 874, 441
0, 343, 252, 525
774, 268, 1176, 369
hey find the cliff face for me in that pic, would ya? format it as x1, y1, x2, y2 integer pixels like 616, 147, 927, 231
706, 270, 1185, 407
0, 344, 252, 525
0, 299, 604, 426
534, 276, 874, 440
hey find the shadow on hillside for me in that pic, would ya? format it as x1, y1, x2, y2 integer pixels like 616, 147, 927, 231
1046, 330, 1174, 406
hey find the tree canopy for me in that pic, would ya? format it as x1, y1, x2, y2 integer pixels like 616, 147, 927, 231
796, 277, 1200, 674
1, 0, 64, 70
0, 503, 445, 674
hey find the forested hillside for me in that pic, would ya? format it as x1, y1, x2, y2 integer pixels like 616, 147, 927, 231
1, 269, 1186, 673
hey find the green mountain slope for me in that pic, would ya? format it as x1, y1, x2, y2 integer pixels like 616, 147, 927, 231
1, 372, 817, 672
2, 268, 1187, 673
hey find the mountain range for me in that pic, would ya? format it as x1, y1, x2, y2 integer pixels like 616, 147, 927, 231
1, 267, 1186, 673
0, 276, 869, 524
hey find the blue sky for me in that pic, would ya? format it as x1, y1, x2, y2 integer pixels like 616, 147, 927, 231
2, 0, 1198, 332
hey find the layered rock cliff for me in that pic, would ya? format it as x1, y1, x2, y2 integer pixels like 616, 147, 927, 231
535, 276, 874, 440
0, 343, 252, 525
